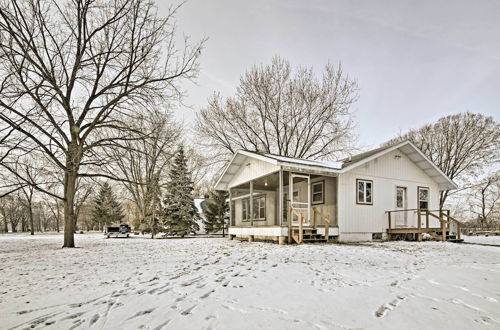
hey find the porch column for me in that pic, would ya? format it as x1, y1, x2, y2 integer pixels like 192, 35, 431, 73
250, 180, 254, 226
229, 189, 234, 226
278, 169, 283, 226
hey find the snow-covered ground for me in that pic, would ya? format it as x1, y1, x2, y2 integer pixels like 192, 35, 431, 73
463, 235, 500, 246
1, 234, 499, 330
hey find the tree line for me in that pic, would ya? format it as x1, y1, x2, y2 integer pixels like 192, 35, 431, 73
0, 0, 498, 246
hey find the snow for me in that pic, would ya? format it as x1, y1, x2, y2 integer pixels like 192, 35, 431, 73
463, 235, 500, 246
264, 153, 343, 169
1, 234, 500, 329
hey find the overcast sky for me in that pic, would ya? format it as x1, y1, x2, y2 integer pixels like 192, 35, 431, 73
156, 0, 500, 150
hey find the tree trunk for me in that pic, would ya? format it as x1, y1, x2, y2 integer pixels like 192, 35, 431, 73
28, 201, 34, 235
63, 171, 77, 248
10, 221, 17, 232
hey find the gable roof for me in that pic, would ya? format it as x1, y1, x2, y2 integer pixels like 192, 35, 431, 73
214, 141, 458, 191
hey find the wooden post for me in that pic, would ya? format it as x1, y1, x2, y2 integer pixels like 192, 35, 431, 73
388, 212, 391, 230
249, 180, 254, 227
457, 223, 461, 240
417, 210, 422, 241
298, 213, 303, 244
426, 210, 429, 229
313, 207, 317, 228
287, 205, 292, 244
325, 217, 330, 242
279, 236, 286, 245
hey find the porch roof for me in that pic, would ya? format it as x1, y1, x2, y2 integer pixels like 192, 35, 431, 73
214, 141, 458, 191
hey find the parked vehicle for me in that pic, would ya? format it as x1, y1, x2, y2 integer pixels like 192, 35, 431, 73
105, 224, 131, 238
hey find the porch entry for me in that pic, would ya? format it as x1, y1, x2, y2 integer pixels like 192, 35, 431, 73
290, 173, 311, 226
395, 186, 407, 227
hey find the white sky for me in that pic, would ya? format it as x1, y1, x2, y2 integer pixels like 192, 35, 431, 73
156, 0, 500, 149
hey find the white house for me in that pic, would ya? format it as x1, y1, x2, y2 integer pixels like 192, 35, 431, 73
215, 141, 462, 244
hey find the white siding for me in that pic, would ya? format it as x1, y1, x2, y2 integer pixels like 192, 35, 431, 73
338, 149, 441, 238
228, 157, 279, 188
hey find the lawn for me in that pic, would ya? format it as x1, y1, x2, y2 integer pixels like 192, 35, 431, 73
1, 233, 499, 329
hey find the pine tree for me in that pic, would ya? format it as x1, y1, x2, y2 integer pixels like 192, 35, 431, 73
91, 183, 124, 230
162, 146, 200, 236
201, 191, 229, 236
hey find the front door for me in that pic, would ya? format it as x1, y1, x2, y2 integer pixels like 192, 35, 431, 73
290, 173, 310, 226
395, 186, 407, 227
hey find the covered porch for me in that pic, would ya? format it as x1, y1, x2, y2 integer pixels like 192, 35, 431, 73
227, 170, 339, 244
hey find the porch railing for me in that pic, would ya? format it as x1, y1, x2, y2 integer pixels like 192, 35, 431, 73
313, 206, 330, 241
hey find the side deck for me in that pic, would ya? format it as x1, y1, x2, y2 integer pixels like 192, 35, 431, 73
386, 209, 463, 242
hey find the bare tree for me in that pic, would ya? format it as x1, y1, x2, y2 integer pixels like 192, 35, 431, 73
0, 0, 204, 247
106, 109, 180, 236
468, 173, 500, 229
384, 113, 499, 208
196, 56, 358, 163
0, 193, 29, 232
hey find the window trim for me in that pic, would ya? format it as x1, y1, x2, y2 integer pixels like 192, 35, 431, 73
311, 180, 325, 205
417, 186, 429, 210
356, 179, 373, 205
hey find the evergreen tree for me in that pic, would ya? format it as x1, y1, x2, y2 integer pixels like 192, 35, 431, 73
201, 191, 229, 236
162, 146, 200, 236
91, 183, 124, 230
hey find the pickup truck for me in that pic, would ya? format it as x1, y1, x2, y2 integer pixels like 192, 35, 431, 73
105, 224, 131, 238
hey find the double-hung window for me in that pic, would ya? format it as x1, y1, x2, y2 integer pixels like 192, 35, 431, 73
311, 181, 324, 204
242, 198, 250, 221
252, 195, 266, 220
418, 187, 429, 209
356, 179, 373, 205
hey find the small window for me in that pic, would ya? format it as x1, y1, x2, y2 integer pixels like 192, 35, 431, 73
356, 179, 373, 205
418, 187, 429, 210
242, 198, 249, 221
311, 181, 324, 204
252, 195, 266, 220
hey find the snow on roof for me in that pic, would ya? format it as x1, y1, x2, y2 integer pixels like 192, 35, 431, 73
261, 153, 343, 169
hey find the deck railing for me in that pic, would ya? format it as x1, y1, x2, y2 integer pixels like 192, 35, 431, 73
385, 209, 463, 241
313, 206, 330, 242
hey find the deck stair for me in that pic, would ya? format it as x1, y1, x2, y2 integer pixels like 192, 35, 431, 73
291, 228, 328, 244
288, 206, 331, 244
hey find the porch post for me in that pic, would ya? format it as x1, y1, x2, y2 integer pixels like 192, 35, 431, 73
278, 168, 283, 226
229, 189, 234, 226
250, 180, 254, 227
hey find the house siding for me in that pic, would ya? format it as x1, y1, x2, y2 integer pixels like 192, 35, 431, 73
338, 149, 441, 241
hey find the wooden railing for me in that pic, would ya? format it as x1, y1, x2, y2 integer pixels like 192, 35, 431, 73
288, 205, 304, 244
313, 206, 330, 242
386, 208, 463, 241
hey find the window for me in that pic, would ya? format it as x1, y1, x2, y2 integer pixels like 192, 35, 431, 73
311, 181, 324, 204
253, 195, 266, 220
396, 190, 403, 208
356, 179, 373, 205
242, 198, 250, 221
418, 187, 429, 209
